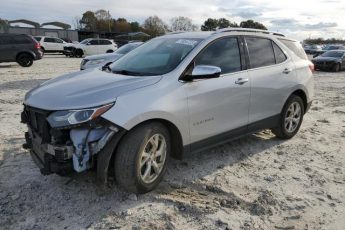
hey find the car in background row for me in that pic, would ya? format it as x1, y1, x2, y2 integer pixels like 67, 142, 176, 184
34, 36, 73, 54
304, 44, 322, 54
64, 38, 118, 58
0, 34, 43, 67
312, 50, 345, 72
312, 45, 345, 57
80, 42, 143, 70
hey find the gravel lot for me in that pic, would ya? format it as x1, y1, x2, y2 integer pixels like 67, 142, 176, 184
0, 55, 344, 230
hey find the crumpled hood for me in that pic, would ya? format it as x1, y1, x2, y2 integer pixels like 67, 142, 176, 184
85, 53, 123, 61
24, 68, 162, 110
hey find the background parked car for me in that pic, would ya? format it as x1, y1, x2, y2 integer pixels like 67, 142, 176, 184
304, 44, 322, 54
312, 45, 345, 57
312, 50, 345, 72
67, 38, 118, 58
0, 34, 43, 67
80, 42, 143, 70
34, 36, 73, 54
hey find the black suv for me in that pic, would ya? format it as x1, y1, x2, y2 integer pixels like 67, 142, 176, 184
0, 34, 43, 67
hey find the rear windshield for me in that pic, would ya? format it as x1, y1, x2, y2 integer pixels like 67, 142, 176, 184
34, 37, 42, 41
278, 39, 308, 60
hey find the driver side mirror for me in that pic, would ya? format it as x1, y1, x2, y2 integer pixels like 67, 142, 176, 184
181, 65, 221, 81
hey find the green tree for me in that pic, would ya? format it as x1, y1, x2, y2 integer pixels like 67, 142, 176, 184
240, 20, 267, 30
130, 22, 140, 32
79, 11, 97, 31
201, 18, 219, 31
217, 18, 238, 29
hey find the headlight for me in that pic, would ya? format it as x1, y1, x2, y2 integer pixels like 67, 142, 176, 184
47, 103, 114, 128
88, 59, 106, 65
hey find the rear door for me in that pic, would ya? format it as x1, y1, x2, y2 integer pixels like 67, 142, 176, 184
43, 37, 57, 51
54, 38, 65, 51
245, 36, 296, 124
183, 36, 251, 150
85, 39, 99, 55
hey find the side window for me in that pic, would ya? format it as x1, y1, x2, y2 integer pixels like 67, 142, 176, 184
44, 37, 55, 43
0, 36, 13, 45
55, 38, 64, 43
246, 37, 275, 68
272, 42, 287, 64
13, 36, 32, 44
89, 39, 99, 45
100, 40, 112, 45
194, 37, 241, 74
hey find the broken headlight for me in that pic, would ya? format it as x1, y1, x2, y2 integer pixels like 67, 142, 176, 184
47, 103, 114, 128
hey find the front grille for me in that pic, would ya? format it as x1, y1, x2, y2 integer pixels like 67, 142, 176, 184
24, 106, 52, 143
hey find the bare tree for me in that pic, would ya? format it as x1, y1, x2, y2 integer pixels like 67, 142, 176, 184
73, 16, 82, 30
170, 16, 198, 32
142, 16, 168, 37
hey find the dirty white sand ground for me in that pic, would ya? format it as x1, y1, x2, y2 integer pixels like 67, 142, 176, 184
0, 55, 344, 230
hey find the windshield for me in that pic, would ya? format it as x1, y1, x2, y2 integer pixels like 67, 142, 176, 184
115, 43, 141, 54
321, 51, 344, 57
110, 38, 202, 76
80, 39, 91, 45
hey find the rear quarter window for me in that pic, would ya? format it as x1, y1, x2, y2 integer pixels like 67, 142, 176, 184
278, 39, 308, 60
13, 36, 32, 44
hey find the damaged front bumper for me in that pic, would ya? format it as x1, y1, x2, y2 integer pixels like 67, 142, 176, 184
21, 105, 123, 177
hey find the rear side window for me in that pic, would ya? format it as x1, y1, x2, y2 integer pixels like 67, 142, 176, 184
89, 39, 99, 45
44, 37, 55, 43
100, 40, 112, 45
195, 37, 242, 74
272, 42, 287, 64
246, 37, 275, 68
13, 36, 32, 44
278, 39, 308, 60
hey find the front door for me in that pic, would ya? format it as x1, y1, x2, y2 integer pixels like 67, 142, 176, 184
183, 37, 251, 151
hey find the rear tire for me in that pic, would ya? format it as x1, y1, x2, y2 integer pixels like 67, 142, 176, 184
74, 49, 84, 58
17, 54, 33, 67
271, 95, 304, 139
114, 122, 170, 194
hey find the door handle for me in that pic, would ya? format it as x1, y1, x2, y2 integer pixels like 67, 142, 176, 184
235, 78, 249, 85
283, 68, 292, 74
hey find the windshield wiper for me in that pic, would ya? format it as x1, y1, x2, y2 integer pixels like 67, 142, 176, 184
111, 69, 145, 76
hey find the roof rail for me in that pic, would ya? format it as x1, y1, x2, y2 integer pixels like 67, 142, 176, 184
165, 31, 187, 35
216, 27, 285, 37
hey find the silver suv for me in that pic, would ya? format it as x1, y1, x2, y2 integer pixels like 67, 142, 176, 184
22, 28, 314, 193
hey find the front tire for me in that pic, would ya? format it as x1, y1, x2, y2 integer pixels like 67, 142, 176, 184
114, 122, 170, 194
17, 54, 33, 67
333, 63, 340, 72
272, 95, 304, 139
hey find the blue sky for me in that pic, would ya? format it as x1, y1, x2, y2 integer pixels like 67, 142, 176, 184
1, 0, 344, 40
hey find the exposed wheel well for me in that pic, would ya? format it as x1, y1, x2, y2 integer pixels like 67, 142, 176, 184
291, 89, 307, 113
16, 52, 34, 61
118, 119, 183, 160
106, 50, 114, 53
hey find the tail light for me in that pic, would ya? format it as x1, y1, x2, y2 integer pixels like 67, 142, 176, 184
35, 43, 41, 49
309, 62, 315, 72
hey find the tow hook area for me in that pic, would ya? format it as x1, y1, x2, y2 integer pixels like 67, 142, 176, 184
70, 126, 118, 172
